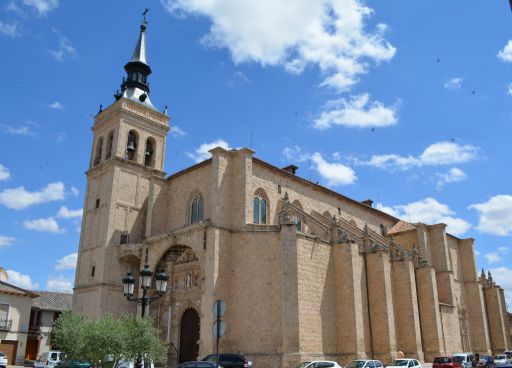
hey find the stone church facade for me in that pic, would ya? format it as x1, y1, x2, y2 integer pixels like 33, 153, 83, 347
73, 22, 511, 368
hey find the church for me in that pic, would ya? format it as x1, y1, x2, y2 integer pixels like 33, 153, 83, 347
72, 21, 512, 368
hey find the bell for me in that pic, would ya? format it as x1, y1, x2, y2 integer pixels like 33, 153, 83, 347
127, 142, 135, 151
145, 147, 153, 156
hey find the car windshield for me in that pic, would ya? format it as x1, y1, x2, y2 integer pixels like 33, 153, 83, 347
295, 363, 312, 368
203, 355, 243, 363
434, 358, 451, 364
495, 356, 506, 359
391, 361, 410, 366
0, 353, 5, 357
452, 357, 464, 363
346, 361, 367, 368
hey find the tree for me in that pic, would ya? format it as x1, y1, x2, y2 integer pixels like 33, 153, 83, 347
52, 311, 166, 368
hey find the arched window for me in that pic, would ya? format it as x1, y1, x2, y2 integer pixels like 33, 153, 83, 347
323, 211, 332, 219
292, 200, 303, 231
190, 193, 204, 224
380, 224, 387, 236
105, 131, 114, 159
125, 130, 138, 161
94, 137, 103, 166
144, 137, 156, 167
253, 191, 267, 224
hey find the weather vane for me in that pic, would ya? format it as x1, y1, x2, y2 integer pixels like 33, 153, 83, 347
142, 8, 149, 24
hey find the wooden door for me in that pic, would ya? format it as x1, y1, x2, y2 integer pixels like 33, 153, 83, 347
0, 340, 18, 364
178, 308, 200, 363
25, 339, 39, 361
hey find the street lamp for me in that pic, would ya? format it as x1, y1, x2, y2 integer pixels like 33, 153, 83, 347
122, 265, 169, 318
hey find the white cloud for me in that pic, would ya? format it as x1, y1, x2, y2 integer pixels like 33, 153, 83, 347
49, 28, 76, 62
0, 164, 10, 181
376, 197, 471, 236
489, 267, 512, 307
357, 141, 479, 171
314, 94, 399, 130
498, 246, 509, 254
170, 125, 186, 138
186, 139, 231, 162
470, 195, 512, 236
0, 123, 36, 136
23, 217, 64, 233
497, 40, 512, 63
55, 253, 77, 271
56, 206, 82, 219
0, 181, 65, 210
507, 83, 512, 96
283, 145, 310, 163
22, 0, 58, 15
484, 252, 501, 264
311, 152, 356, 186
46, 275, 73, 293
444, 77, 463, 90
70, 186, 79, 196
6, 270, 39, 290
436, 167, 466, 188
161, 0, 395, 91
48, 101, 64, 110
0, 235, 16, 248
0, 21, 17, 37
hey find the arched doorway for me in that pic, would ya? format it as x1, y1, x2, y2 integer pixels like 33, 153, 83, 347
179, 308, 200, 363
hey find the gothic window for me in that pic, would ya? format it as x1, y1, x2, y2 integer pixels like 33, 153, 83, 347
144, 137, 156, 167
120, 233, 129, 244
94, 137, 103, 166
125, 130, 138, 161
253, 191, 267, 224
105, 131, 114, 159
380, 224, 387, 236
190, 194, 204, 224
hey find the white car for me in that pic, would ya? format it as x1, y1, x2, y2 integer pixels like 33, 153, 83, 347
295, 361, 342, 368
494, 355, 511, 366
346, 360, 384, 368
0, 352, 8, 368
387, 360, 422, 368
33, 351, 63, 368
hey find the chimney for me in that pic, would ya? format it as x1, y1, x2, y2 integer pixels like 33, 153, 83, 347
361, 199, 373, 207
282, 165, 298, 175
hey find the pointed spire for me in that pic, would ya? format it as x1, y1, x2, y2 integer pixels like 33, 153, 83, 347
131, 24, 148, 65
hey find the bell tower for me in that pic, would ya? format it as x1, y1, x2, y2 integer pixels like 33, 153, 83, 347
73, 20, 170, 317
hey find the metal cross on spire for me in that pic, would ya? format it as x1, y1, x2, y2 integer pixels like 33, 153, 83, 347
142, 8, 149, 24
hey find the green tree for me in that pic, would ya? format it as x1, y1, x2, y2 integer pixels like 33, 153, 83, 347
52, 311, 166, 368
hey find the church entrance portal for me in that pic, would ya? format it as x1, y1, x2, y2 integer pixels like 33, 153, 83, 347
179, 308, 200, 363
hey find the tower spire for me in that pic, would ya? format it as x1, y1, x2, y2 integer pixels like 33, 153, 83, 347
117, 14, 156, 110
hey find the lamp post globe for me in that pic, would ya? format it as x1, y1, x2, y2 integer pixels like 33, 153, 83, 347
155, 270, 169, 295
139, 264, 153, 289
122, 273, 135, 297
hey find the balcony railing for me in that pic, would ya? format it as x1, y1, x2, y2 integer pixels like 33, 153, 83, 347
0, 319, 12, 331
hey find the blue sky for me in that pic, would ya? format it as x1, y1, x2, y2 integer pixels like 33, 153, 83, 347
0, 0, 511, 305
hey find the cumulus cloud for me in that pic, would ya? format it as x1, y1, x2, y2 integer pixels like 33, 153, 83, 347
55, 253, 77, 271
489, 267, 512, 307
376, 197, 471, 236
314, 94, 399, 130
507, 83, 512, 96
22, 0, 58, 15
470, 195, 512, 236
0, 123, 37, 136
497, 40, 512, 63
23, 217, 64, 233
7, 270, 39, 290
283, 145, 311, 163
436, 168, 466, 188
186, 139, 231, 162
161, 0, 395, 91
46, 275, 73, 293
0, 164, 10, 181
484, 252, 501, 264
356, 141, 479, 171
0, 235, 16, 248
0, 181, 65, 210
0, 21, 18, 37
311, 152, 356, 186
56, 206, 82, 219
49, 28, 76, 62
444, 77, 463, 90
48, 101, 64, 110
170, 125, 186, 138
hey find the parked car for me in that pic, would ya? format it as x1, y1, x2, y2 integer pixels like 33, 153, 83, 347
387, 359, 422, 368
345, 360, 384, 368
117, 358, 154, 368
0, 352, 7, 368
54, 360, 92, 368
34, 351, 63, 368
479, 355, 494, 368
177, 362, 224, 368
453, 354, 475, 368
433, 356, 463, 368
202, 354, 252, 368
504, 353, 512, 360
294, 361, 342, 368
494, 355, 511, 366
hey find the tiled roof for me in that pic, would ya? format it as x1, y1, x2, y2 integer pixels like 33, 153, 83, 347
0, 281, 38, 297
388, 220, 417, 234
31, 291, 73, 311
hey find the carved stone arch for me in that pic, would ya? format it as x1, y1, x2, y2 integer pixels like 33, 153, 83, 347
94, 136, 104, 166
126, 129, 139, 161
144, 136, 157, 167
323, 210, 332, 219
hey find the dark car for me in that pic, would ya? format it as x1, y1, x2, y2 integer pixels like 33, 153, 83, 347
433, 357, 463, 368
177, 362, 223, 368
479, 356, 495, 368
55, 360, 92, 368
202, 354, 252, 368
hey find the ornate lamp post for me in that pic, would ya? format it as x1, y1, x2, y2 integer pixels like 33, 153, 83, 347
122, 265, 169, 318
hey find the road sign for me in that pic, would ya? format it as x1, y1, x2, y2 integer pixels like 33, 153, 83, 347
212, 319, 226, 338
213, 300, 227, 318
